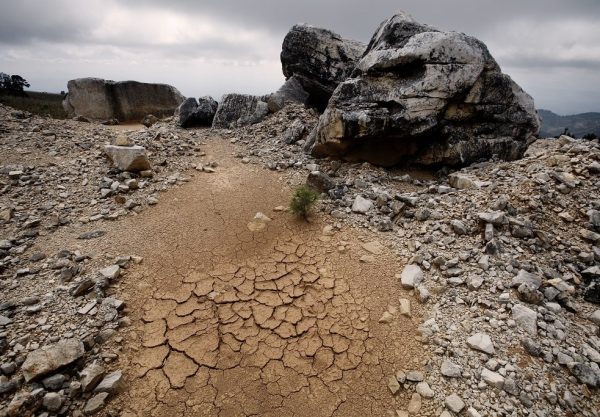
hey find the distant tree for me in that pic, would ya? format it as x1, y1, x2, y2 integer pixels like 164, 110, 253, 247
582, 133, 598, 140
0, 73, 30, 96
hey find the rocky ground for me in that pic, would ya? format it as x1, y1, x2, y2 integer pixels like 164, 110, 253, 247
1, 102, 599, 416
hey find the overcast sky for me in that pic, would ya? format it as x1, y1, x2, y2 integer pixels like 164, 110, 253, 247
0, 0, 599, 115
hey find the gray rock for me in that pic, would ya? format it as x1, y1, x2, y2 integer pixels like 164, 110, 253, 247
467, 332, 495, 355
512, 304, 538, 335
176, 96, 218, 127
282, 119, 306, 144
352, 195, 373, 213
43, 392, 64, 412
569, 363, 599, 388
521, 338, 542, 357
306, 171, 335, 192
512, 269, 542, 289
590, 310, 600, 325
99, 265, 120, 280
84, 392, 109, 415
451, 219, 468, 235
94, 370, 123, 394
309, 12, 539, 167
141, 114, 159, 127
267, 76, 310, 112
441, 359, 462, 378
212, 94, 270, 129
42, 373, 66, 390
281, 24, 366, 110
80, 361, 105, 392
517, 282, 544, 305
21, 338, 85, 382
415, 382, 434, 398
406, 370, 424, 382
448, 173, 478, 189
481, 368, 505, 389
104, 145, 151, 172
63, 78, 184, 121
445, 393, 465, 413
400, 264, 423, 289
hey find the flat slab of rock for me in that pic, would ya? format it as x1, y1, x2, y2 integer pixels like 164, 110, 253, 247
512, 304, 538, 335
22, 338, 84, 382
104, 145, 151, 172
84, 392, 109, 415
467, 333, 495, 355
94, 370, 123, 394
400, 264, 423, 289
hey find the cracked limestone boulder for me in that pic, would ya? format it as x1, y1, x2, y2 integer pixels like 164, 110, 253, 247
308, 12, 540, 167
104, 145, 151, 172
281, 24, 366, 110
176, 96, 218, 128
212, 93, 270, 129
62, 78, 184, 121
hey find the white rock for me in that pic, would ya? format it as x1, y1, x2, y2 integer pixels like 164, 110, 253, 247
481, 368, 505, 389
104, 145, 151, 172
99, 265, 120, 280
416, 382, 434, 398
445, 393, 465, 413
407, 393, 422, 414
400, 264, 423, 289
467, 333, 495, 355
511, 304, 537, 335
352, 195, 373, 213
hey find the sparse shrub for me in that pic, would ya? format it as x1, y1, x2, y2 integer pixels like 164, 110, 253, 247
289, 185, 318, 221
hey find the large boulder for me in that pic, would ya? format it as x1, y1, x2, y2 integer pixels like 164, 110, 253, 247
212, 94, 270, 129
176, 96, 218, 128
63, 78, 184, 121
308, 12, 540, 167
281, 25, 366, 110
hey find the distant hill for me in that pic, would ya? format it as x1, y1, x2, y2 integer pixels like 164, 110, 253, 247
538, 109, 600, 138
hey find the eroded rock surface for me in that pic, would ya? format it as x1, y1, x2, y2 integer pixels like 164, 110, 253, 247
309, 12, 540, 167
62, 78, 184, 121
212, 94, 270, 129
281, 24, 366, 110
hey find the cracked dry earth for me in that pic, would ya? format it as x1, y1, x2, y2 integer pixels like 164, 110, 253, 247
62, 138, 426, 416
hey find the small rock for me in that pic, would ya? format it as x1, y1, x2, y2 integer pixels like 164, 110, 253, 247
481, 368, 505, 389
352, 195, 373, 214
43, 392, 64, 412
80, 361, 105, 392
441, 359, 462, 378
84, 392, 109, 415
94, 370, 123, 394
400, 264, 423, 289
467, 333, 495, 355
445, 393, 465, 413
388, 375, 400, 394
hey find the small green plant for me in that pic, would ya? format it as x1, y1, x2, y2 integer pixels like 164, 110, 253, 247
289, 185, 319, 221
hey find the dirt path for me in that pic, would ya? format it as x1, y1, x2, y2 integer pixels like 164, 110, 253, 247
42, 137, 427, 416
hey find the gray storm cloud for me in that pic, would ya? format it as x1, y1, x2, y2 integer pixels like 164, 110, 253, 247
0, 0, 599, 114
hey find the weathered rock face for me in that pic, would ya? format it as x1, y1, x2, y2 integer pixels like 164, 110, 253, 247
63, 78, 184, 121
267, 77, 310, 113
176, 96, 218, 128
308, 12, 540, 167
104, 145, 151, 172
212, 94, 270, 129
281, 25, 366, 110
